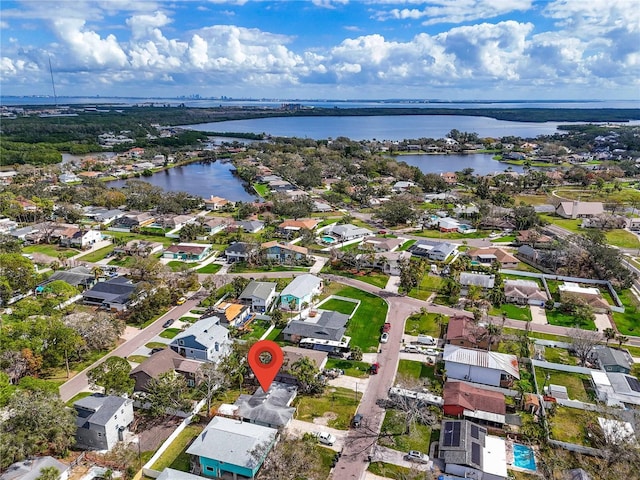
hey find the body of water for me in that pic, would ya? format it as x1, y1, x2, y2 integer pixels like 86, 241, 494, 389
184, 114, 639, 141
109, 161, 257, 202
395, 153, 527, 175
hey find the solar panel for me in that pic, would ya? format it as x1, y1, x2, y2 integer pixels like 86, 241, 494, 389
471, 442, 481, 466
443, 421, 454, 446
626, 375, 640, 393
453, 422, 461, 444
471, 424, 479, 439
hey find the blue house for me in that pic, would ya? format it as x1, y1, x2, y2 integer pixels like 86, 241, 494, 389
280, 274, 323, 310
169, 317, 230, 362
187, 416, 277, 479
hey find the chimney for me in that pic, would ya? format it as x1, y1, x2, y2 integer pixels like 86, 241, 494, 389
571, 200, 579, 219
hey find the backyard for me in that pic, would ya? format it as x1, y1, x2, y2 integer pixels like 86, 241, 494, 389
150, 423, 205, 472
378, 408, 433, 453
543, 347, 578, 366
545, 309, 596, 330
295, 386, 362, 430
318, 298, 358, 316
612, 289, 640, 335
535, 368, 593, 402
549, 406, 597, 446
403, 312, 444, 338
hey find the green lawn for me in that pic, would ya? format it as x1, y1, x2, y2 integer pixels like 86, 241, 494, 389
491, 234, 517, 243
151, 424, 205, 471
159, 328, 182, 339
605, 230, 640, 249
549, 406, 596, 446
332, 286, 389, 352
321, 264, 389, 288
75, 244, 115, 262
378, 409, 432, 453
167, 260, 197, 271
612, 289, 640, 335
489, 304, 532, 321
319, 298, 357, 315
240, 320, 270, 340
252, 183, 270, 197
538, 214, 582, 233
403, 312, 444, 337
408, 274, 444, 300
104, 230, 175, 246
23, 244, 80, 259
368, 462, 417, 480
546, 309, 596, 330
325, 358, 371, 378
264, 327, 282, 341
397, 360, 436, 383
126, 355, 148, 364
398, 240, 416, 251
543, 347, 578, 366
145, 342, 168, 349
554, 187, 640, 204
295, 386, 361, 430
196, 263, 222, 274
535, 368, 593, 402
108, 256, 137, 267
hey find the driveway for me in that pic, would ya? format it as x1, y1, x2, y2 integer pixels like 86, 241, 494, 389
530, 305, 548, 325
327, 374, 370, 392
371, 445, 433, 471
287, 419, 346, 452
594, 313, 613, 332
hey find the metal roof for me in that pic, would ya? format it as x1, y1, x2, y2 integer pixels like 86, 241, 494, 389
443, 345, 520, 379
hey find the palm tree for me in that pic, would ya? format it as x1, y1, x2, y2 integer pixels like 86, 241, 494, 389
91, 265, 104, 280
484, 322, 503, 351
616, 335, 629, 348
603, 327, 616, 345
36, 467, 60, 480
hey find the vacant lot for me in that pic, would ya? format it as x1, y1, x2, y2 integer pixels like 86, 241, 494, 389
535, 368, 593, 402
489, 304, 532, 321
549, 406, 597, 446
403, 312, 443, 337
295, 386, 362, 430
320, 298, 358, 316
378, 409, 432, 453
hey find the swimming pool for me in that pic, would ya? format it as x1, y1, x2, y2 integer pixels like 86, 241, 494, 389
322, 236, 337, 244
512, 443, 536, 471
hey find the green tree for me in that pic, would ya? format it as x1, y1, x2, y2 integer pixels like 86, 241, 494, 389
0, 253, 36, 303
349, 346, 363, 361
603, 327, 616, 345
87, 357, 134, 396
0, 390, 76, 468
36, 467, 60, 480
289, 357, 324, 394
144, 371, 192, 417
616, 335, 629, 347
375, 196, 418, 226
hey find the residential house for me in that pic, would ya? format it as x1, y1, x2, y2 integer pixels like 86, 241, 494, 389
360, 237, 404, 252
156, 214, 197, 230
590, 371, 640, 408
202, 217, 229, 235
82, 277, 138, 311
38, 265, 96, 290
234, 220, 264, 234
442, 345, 520, 388
504, 279, 548, 306
459, 272, 496, 294
83, 207, 125, 225
555, 201, 604, 219
454, 204, 480, 218
279, 274, 323, 310
169, 317, 230, 362
0, 170, 18, 186
186, 416, 277, 479
326, 223, 373, 242
211, 302, 251, 328
356, 250, 411, 276
582, 213, 627, 229
203, 196, 231, 211
277, 218, 321, 235
114, 239, 164, 257
69, 229, 103, 249
282, 310, 348, 344
110, 212, 155, 231
74, 394, 134, 451
239, 281, 277, 313
590, 346, 632, 374
155, 469, 203, 480
446, 315, 490, 350
558, 282, 610, 313
466, 247, 519, 268
15, 197, 37, 212
392, 180, 416, 192
516, 230, 552, 246
1, 457, 70, 480
439, 420, 507, 480
407, 239, 457, 261
441, 172, 457, 185
232, 382, 298, 428
629, 218, 640, 232
261, 241, 308, 264
59, 172, 80, 184
313, 201, 333, 213
443, 381, 506, 426
278, 346, 328, 385
517, 245, 539, 263
437, 217, 460, 232
0, 218, 18, 234
130, 348, 201, 392
163, 243, 212, 261
225, 242, 259, 263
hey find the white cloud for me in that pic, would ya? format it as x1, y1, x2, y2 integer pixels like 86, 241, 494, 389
126, 11, 172, 40
0, 20, 9, 29
312, 0, 349, 8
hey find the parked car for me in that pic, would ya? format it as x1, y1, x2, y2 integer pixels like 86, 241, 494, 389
382, 322, 391, 333
351, 413, 363, 428
380, 332, 389, 343
313, 431, 336, 446
162, 318, 175, 328
176, 296, 187, 305
369, 362, 379, 375
416, 335, 436, 345
424, 348, 438, 356
404, 345, 420, 353
150, 347, 165, 354
405, 450, 429, 463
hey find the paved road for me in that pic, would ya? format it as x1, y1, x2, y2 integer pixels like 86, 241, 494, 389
58, 291, 205, 402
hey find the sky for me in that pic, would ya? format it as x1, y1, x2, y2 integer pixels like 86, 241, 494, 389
1, 0, 639, 100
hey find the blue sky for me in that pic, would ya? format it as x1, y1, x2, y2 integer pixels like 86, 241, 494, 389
1, 0, 639, 100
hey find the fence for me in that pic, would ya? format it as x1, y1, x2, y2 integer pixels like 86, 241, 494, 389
548, 439, 603, 457
531, 359, 593, 375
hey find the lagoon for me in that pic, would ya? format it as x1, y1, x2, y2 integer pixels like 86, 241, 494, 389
109, 161, 257, 202
394, 153, 528, 175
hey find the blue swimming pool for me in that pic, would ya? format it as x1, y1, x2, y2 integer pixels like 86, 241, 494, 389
513, 443, 536, 471
322, 236, 337, 244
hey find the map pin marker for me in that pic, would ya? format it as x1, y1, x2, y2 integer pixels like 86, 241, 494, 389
248, 340, 284, 392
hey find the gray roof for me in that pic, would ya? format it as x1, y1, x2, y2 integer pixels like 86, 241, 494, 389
429, 242, 457, 257
225, 242, 254, 254
171, 317, 229, 353
42, 266, 94, 287
566, 469, 592, 480
593, 346, 632, 370
280, 274, 322, 299
460, 272, 496, 289
438, 420, 486, 470
517, 244, 537, 257
234, 382, 297, 427
329, 223, 372, 237
82, 277, 136, 304
239, 281, 277, 301
282, 310, 348, 342
237, 220, 264, 232
186, 416, 277, 468
156, 469, 203, 480
74, 394, 129, 428
1, 457, 69, 480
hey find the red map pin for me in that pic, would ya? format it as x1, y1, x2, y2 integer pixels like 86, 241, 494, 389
248, 340, 284, 392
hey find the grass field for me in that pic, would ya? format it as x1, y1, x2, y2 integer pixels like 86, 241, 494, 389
158, 328, 182, 339
378, 409, 432, 453
167, 260, 197, 271
535, 368, 593, 402
554, 187, 640, 204
549, 406, 596, 446
77, 244, 115, 262
408, 274, 444, 301
543, 347, 578, 365
319, 298, 358, 315
403, 312, 444, 337
612, 289, 640, 335
546, 309, 596, 330
126, 355, 148, 364
368, 463, 416, 480
489, 304, 532, 321
151, 424, 205, 471
321, 264, 389, 288
295, 386, 361, 430
23, 244, 80, 259
514, 194, 552, 206
605, 229, 640, 249
538, 214, 582, 233
333, 286, 388, 352
196, 263, 222, 274
398, 239, 416, 251
252, 182, 270, 197
325, 358, 371, 378
396, 360, 437, 383
108, 255, 137, 267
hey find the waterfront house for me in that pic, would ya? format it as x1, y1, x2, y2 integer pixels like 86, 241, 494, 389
203, 196, 231, 211
279, 274, 323, 310
130, 348, 201, 392
239, 281, 278, 313
163, 243, 212, 262
186, 416, 277, 480
74, 394, 134, 451
169, 317, 230, 363
442, 345, 520, 388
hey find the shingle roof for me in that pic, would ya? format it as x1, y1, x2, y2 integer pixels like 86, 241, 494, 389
0, 457, 69, 480
443, 381, 506, 415
593, 346, 632, 370
460, 272, 495, 289
280, 274, 322, 299
443, 345, 520, 379
43, 266, 94, 287
82, 277, 136, 304
504, 279, 547, 301
171, 317, 229, 353
130, 348, 201, 379
74, 394, 129, 427
186, 416, 277, 468
282, 310, 348, 342
225, 242, 255, 254
234, 382, 297, 427
239, 281, 277, 301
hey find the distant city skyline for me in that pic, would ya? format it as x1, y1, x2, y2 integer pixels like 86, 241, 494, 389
1, 0, 638, 101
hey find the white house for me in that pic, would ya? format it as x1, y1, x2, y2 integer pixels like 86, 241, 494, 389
74, 394, 134, 451
239, 281, 278, 313
280, 274, 323, 310
70, 229, 103, 249
326, 224, 373, 242
442, 345, 520, 388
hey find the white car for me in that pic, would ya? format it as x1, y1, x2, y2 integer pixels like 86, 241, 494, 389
405, 450, 429, 463
424, 348, 438, 356
380, 332, 389, 343
314, 431, 336, 446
